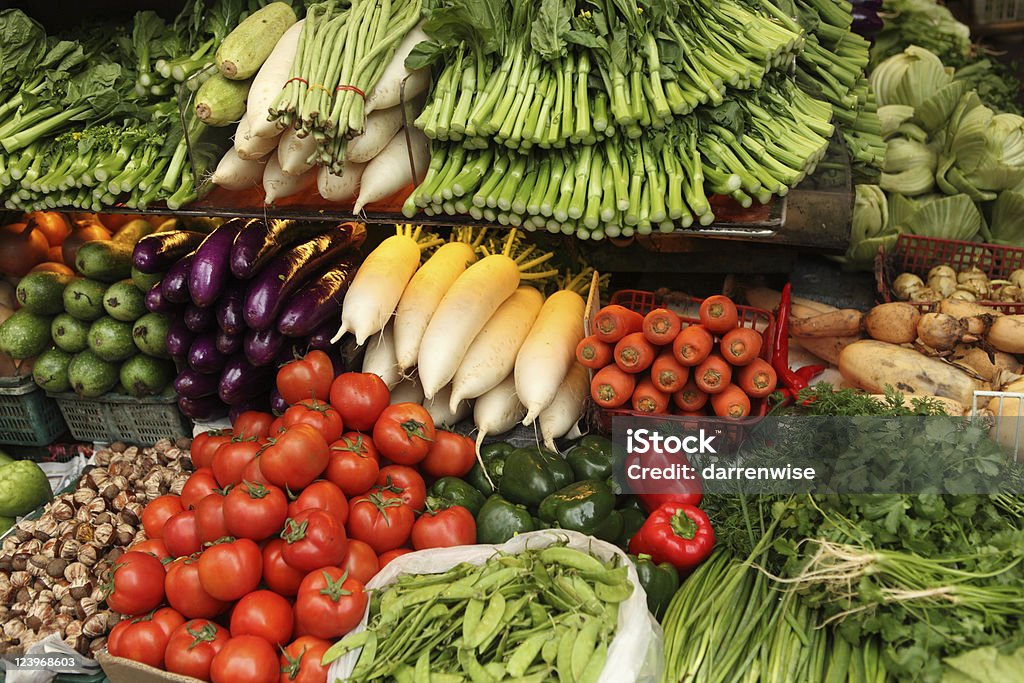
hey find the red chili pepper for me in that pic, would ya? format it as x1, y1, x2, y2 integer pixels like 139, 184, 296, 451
771, 283, 810, 399
795, 364, 826, 383
628, 503, 715, 574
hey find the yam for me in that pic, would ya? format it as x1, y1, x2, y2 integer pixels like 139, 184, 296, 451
863, 303, 920, 344
790, 309, 863, 338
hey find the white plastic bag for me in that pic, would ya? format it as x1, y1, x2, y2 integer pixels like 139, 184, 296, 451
327, 529, 664, 683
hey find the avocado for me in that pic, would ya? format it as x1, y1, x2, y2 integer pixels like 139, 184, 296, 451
120, 355, 174, 397
111, 218, 154, 245
0, 310, 53, 359
87, 317, 137, 362
16, 271, 74, 315
132, 313, 172, 358
51, 314, 90, 353
63, 279, 109, 321
75, 240, 133, 282
33, 347, 73, 392
103, 280, 147, 322
131, 267, 162, 293
67, 350, 118, 397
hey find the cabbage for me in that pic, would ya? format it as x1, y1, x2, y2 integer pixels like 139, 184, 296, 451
901, 193, 984, 241
871, 46, 953, 108
843, 185, 900, 269
938, 92, 1024, 198
878, 105, 916, 137
987, 189, 1024, 246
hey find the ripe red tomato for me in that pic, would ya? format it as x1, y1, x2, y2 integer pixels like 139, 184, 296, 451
279, 636, 331, 683
128, 538, 170, 563
341, 539, 379, 585
241, 455, 273, 487
283, 400, 344, 443
411, 506, 477, 550
141, 495, 183, 540
229, 590, 294, 647
198, 538, 263, 602
346, 493, 414, 554
191, 429, 233, 469
165, 556, 230, 619
326, 434, 379, 498
329, 372, 389, 431
164, 619, 229, 680
372, 403, 435, 465
108, 607, 185, 668
262, 539, 306, 597
163, 510, 202, 558
194, 492, 231, 546
210, 635, 280, 683
294, 568, 367, 639
288, 480, 348, 527
233, 411, 275, 440
212, 437, 262, 488
378, 548, 412, 569
277, 350, 334, 405
105, 551, 167, 616
224, 481, 289, 542
181, 468, 220, 510
281, 509, 348, 573
269, 416, 287, 435
420, 430, 476, 478
374, 465, 426, 513
261, 425, 329, 491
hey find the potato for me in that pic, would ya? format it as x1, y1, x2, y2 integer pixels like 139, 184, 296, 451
917, 313, 967, 351
864, 303, 920, 344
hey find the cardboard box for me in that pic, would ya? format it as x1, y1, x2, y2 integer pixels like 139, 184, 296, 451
97, 651, 202, 683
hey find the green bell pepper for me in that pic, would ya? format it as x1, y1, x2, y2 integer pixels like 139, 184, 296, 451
428, 477, 487, 515
631, 555, 680, 620
476, 494, 536, 544
538, 479, 623, 542
567, 435, 614, 481
465, 442, 515, 494
617, 495, 647, 547
498, 446, 574, 507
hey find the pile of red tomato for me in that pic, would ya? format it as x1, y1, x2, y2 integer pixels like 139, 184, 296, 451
106, 351, 479, 683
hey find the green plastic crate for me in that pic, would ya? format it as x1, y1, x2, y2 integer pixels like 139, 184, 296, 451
0, 376, 67, 447
48, 391, 188, 444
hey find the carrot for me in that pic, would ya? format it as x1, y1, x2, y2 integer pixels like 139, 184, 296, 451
631, 378, 670, 414
672, 325, 714, 366
737, 359, 777, 398
576, 335, 613, 369
695, 354, 732, 394
673, 409, 707, 417
650, 350, 689, 393
699, 295, 739, 334
614, 332, 657, 373
711, 384, 751, 419
590, 365, 637, 408
720, 327, 762, 366
642, 308, 681, 345
593, 305, 644, 343
672, 379, 708, 411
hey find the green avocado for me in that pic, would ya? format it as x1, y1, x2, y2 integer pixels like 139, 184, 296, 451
51, 314, 90, 353
0, 309, 53, 360
132, 313, 171, 358
103, 280, 147, 322
75, 240, 133, 282
16, 271, 74, 315
33, 347, 73, 392
87, 317, 137, 362
131, 267, 162, 293
119, 355, 174, 397
67, 350, 119, 397
63, 279, 108, 321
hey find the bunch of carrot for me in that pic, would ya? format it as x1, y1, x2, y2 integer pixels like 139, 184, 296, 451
579, 295, 778, 419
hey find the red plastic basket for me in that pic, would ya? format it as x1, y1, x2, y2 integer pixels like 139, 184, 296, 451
875, 234, 1024, 314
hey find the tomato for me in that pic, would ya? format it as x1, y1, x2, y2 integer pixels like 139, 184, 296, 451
165, 556, 229, 619
262, 539, 306, 597
341, 539, 379, 585
198, 538, 263, 602
280, 636, 331, 683
294, 568, 367, 639
378, 548, 412, 568
164, 619, 230, 680
261, 425, 329, 491
288, 480, 348, 527
105, 551, 167, 616
128, 538, 171, 563
346, 493, 414, 554
374, 466, 426, 513
420, 430, 476, 478
181, 468, 221, 510
210, 635, 280, 683
326, 434, 379, 498
277, 350, 334, 406
212, 437, 262, 488
281, 509, 348, 573
329, 372, 389, 431
411, 506, 476, 550
192, 429, 233, 470
224, 481, 289, 542
269, 416, 287, 436
241, 456, 273, 487
283, 400, 344, 443
141, 495, 183, 540
195, 492, 231, 545
108, 607, 185, 668
233, 411, 275, 440
163, 510, 202, 558
230, 590, 294, 646
372, 403, 435, 466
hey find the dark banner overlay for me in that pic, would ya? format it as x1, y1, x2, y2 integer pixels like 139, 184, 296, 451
611, 415, 1024, 495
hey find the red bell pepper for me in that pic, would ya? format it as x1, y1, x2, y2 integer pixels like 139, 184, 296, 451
629, 503, 715, 574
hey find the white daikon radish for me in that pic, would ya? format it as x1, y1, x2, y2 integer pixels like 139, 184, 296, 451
353, 127, 430, 214
348, 106, 405, 163
361, 322, 402, 389
246, 19, 304, 138
473, 373, 526, 460
263, 153, 316, 204
332, 225, 442, 346
394, 231, 484, 371
449, 286, 544, 411
277, 127, 317, 176
538, 362, 589, 450
364, 23, 431, 114
212, 146, 267, 191
423, 384, 472, 427
317, 160, 366, 202
236, 115, 281, 160
390, 374, 423, 405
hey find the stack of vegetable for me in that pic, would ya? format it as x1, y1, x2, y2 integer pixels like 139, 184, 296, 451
890, 264, 1024, 304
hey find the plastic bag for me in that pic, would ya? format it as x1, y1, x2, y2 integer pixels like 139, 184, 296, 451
327, 529, 664, 683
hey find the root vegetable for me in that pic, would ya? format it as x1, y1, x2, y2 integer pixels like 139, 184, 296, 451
631, 378, 670, 414
892, 273, 925, 300
590, 365, 636, 408
737, 359, 777, 398
575, 335, 613, 369
711, 384, 750, 419
672, 379, 708, 412
277, 128, 317, 177
938, 299, 1002, 319
473, 373, 525, 456
423, 384, 470, 427
361, 322, 401, 389
951, 345, 1022, 383
317, 161, 366, 202
743, 287, 835, 318
987, 315, 1024, 354
838, 340, 988, 404
212, 146, 267, 191
793, 336, 860, 365
863, 303, 920, 344
235, 115, 281, 160
262, 154, 315, 204
364, 24, 431, 114
245, 20, 305, 138
538, 362, 589, 451
347, 107, 405, 163
353, 128, 430, 214
515, 289, 586, 425
720, 327, 762, 366
790, 309, 863, 338
987, 394, 1023, 461
389, 374, 423, 404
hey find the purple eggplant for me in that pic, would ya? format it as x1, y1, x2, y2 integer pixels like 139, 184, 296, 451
277, 255, 359, 337
189, 220, 246, 307
216, 280, 246, 335
146, 284, 176, 313
161, 254, 194, 304
216, 329, 244, 355
188, 333, 229, 374
134, 231, 205, 273
851, 9, 883, 35
245, 327, 286, 366
166, 318, 195, 358
243, 223, 367, 331
305, 322, 335, 351
270, 388, 288, 414
175, 368, 220, 399
230, 220, 354, 280
219, 355, 274, 405
178, 395, 228, 421
184, 303, 216, 333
